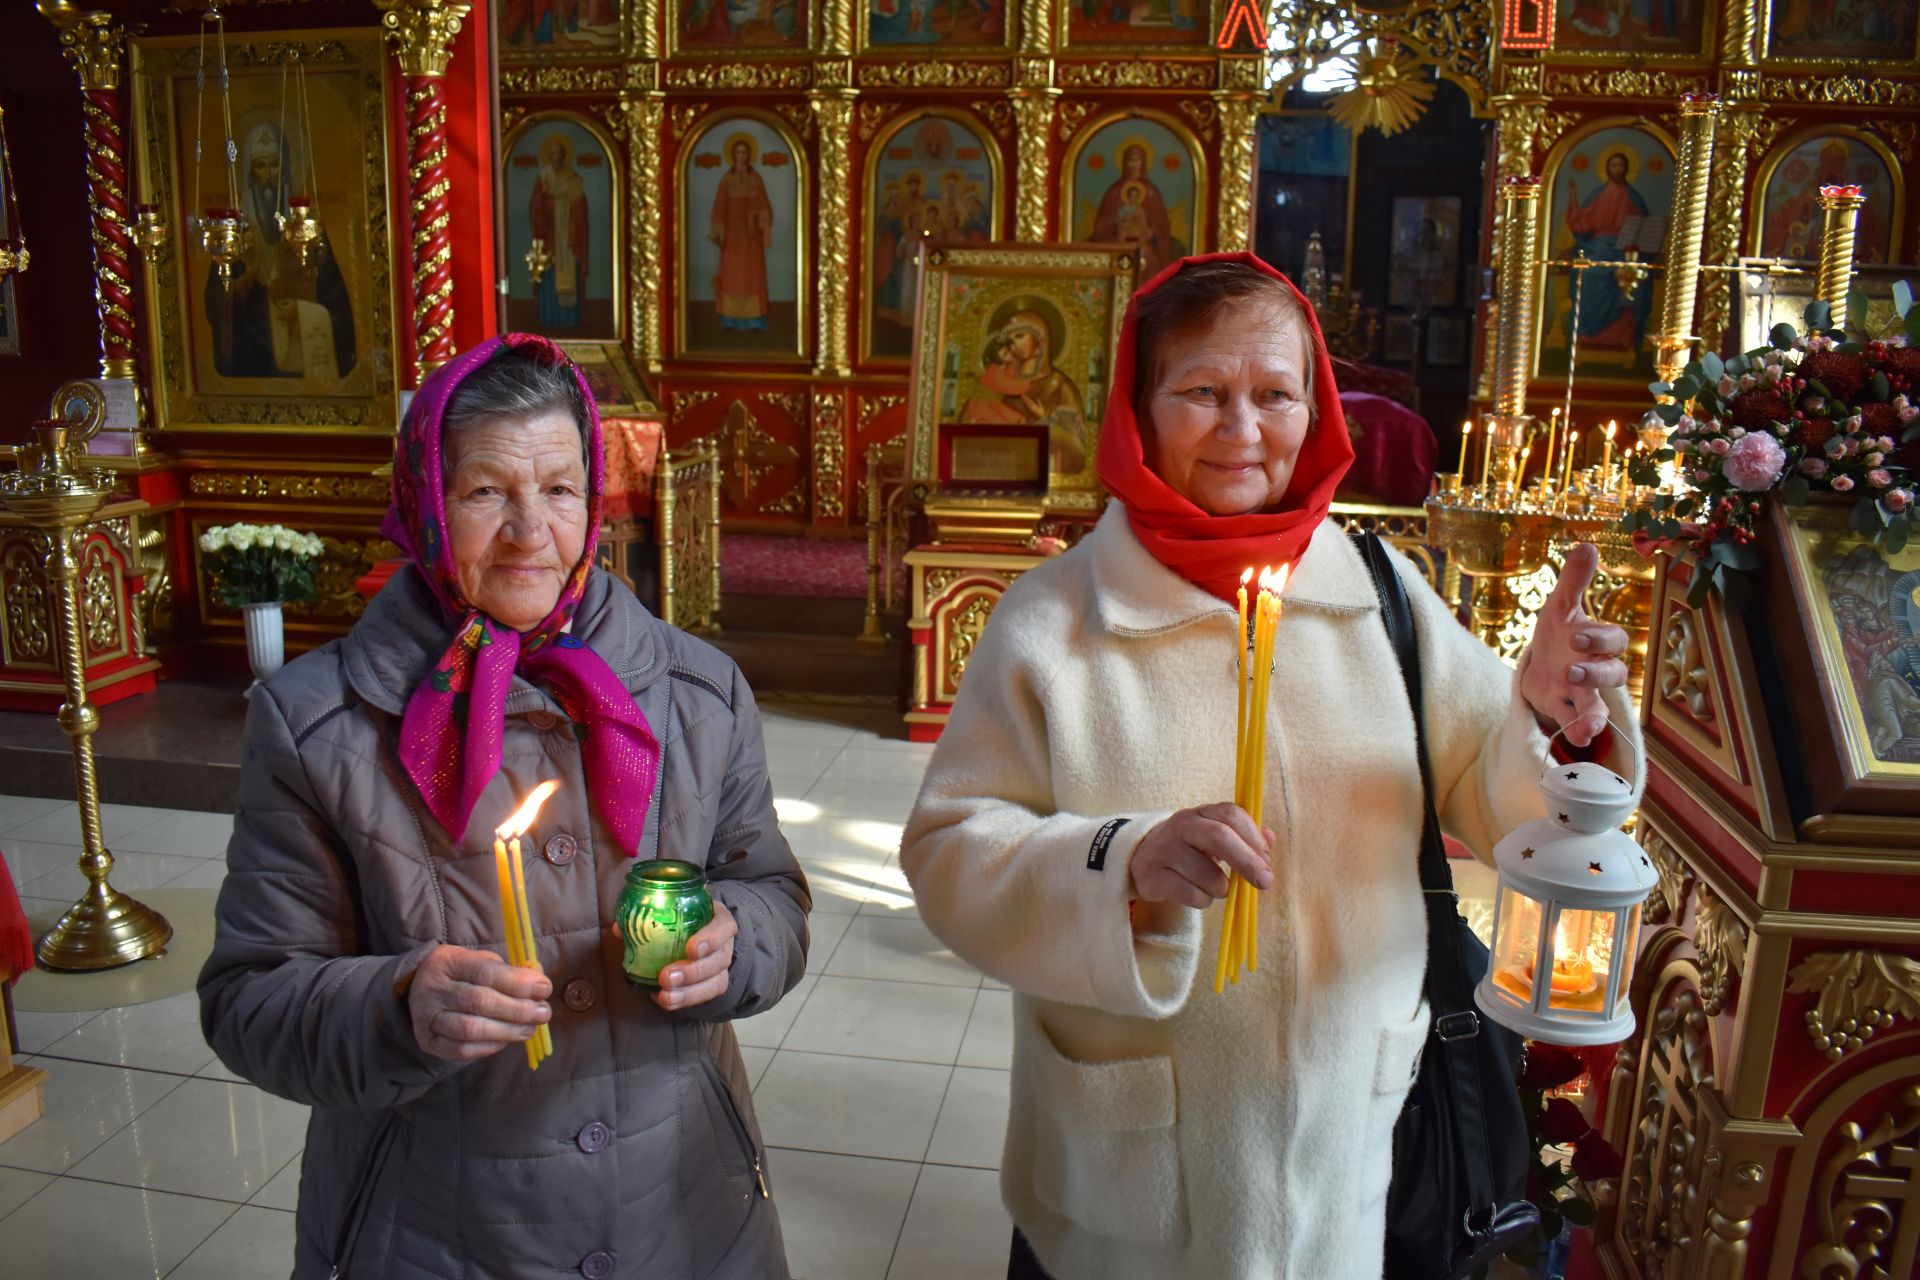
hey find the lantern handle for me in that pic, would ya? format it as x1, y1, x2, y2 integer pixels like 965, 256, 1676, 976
1545, 718, 1641, 779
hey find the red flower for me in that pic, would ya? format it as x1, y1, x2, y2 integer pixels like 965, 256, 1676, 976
1859, 402, 1901, 441
1728, 390, 1793, 437
1789, 416, 1836, 452
1884, 346, 1920, 391
1570, 1132, 1625, 1181
1539, 1096, 1592, 1145
1518, 1043, 1584, 1090
1797, 351, 1869, 407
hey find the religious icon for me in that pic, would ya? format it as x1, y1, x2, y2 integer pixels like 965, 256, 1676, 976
1255, 113, 1354, 290
1388, 196, 1461, 309
1067, 116, 1202, 282
678, 0, 809, 50
505, 116, 620, 339
865, 112, 999, 362
1553, 0, 1706, 53
867, 0, 1007, 45
497, 0, 623, 54
1757, 132, 1900, 265
678, 116, 806, 359
1766, 0, 1918, 61
1068, 0, 1210, 45
960, 297, 1088, 474
1540, 125, 1675, 380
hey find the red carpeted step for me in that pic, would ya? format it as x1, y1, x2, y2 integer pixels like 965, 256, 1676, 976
723, 534, 903, 600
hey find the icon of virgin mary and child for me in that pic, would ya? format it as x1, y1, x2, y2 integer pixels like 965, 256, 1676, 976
961, 297, 1087, 475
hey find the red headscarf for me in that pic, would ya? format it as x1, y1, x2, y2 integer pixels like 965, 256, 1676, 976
1095, 252, 1353, 601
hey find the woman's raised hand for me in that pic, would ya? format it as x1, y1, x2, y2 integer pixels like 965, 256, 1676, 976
1129, 804, 1275, 910
408, 944, 552, 1062
1520, 542, 1631, 748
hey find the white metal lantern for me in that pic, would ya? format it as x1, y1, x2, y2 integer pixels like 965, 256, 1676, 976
1475, 741, 1657, 1046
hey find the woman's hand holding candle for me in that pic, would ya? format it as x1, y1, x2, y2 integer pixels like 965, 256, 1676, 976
406, 945, 553, 1062
604, 899, 739, 1011
1130, 804, 1274, 910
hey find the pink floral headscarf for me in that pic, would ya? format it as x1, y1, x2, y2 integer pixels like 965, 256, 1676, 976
381, 334, 659, 852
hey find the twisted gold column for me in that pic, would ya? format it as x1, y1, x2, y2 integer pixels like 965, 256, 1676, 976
811, 91, 855, 377
1815, 185, 1866, 325
1650, 94, 1719, 385
1010, 89, 1057, 242
1215, 91, 1259, 254
1486, 174, 1542, 497
623, 90, 665, 374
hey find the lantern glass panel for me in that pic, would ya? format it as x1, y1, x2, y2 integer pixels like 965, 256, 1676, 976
1611, 903, 1642, 1019
1490, 886, 1544, 1006
1544, 906, 1614, 1014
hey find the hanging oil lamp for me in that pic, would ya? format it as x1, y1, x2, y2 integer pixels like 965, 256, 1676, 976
190, 5, 250, 284
0, 104, 27, 279
279, 196, 322, 265
133, 203, 170, 260
273, 52, 324, 268
524, 236, 552, 286
1476, 733, 1657, 1046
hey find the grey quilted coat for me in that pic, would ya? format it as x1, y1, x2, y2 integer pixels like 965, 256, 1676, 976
199, 565, 810, 1279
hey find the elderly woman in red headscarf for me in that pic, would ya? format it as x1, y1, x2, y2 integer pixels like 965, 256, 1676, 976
900, 255, 1640, 1280
199, 336, 807, 1279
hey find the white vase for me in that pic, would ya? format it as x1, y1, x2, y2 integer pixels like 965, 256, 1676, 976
241, 601, 285, 688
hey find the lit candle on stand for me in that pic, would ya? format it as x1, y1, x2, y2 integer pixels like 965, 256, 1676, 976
1561, 429, 1580, 494
1481, 422, 1496, 495
1456, 420, 1473, 480
1601, 421, 1617, 489
1541, 408, 1561, 501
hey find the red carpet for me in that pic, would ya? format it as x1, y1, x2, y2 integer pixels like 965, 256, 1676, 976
723, 534, 900, 600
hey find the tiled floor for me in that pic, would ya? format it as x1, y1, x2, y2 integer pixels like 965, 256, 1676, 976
1, 701, 1500, 1279
0, 703, 1015, 1280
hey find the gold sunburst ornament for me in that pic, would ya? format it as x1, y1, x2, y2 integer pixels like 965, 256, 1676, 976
1326, 43, 1436, 138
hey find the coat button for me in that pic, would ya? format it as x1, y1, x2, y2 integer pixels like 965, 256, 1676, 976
577, 1121, 612, 1153
527, 709, 559, 731
544, 833, 578, 866
579, 1251, 615, 1279
563, 979, 596, 1012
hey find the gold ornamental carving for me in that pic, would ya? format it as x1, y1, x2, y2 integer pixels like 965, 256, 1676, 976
812, 91, 856, 377
1058, 62, 1211, 89
1802, 1083, 1920, 1280
856, 102, 893, 143
374, 0, 471, 79
1545, 68, 1709, 99
1056, 100, 1096, 144
1018, 0, 1049, 55
1011, 91, 1058, 242
189, 473, 388, 503
776, 102, 817, 141
1503, 62, 1544, 96
668, 64, 810, 90
760, 482, 808, 517
1659, 602, 1715, 723
812, 391, 847, 521
945, 592, 997, 690
80, 544, 117, 652
130, 514, 177, 649
1876, 121, 1917, 172
3, 541, 53, 663
503, 65, 621, 94
764, 390, 810, 423
1620, 987, 1717, 1273
1698, 107, 1766, 354
668, 104, 705, 140
858, 62, 1008, 88
40, 5, 125, 91
1492, 96, 1547, 179
1177, 100, 1220, 144
1214, 93, 1259, 254
924, 567, 1010, 597
1638, 827, 1694, 926
1694, 885, 1746, 1018
857, 393, 906, 433
967, 99, 1015, 141
715, 400, 802, 510
624, 93, 666, 372
1764, 75, 1920, 108
1263, 0, 1494, 114
671, 389, 720, 423
1787, 952, 1920, 1062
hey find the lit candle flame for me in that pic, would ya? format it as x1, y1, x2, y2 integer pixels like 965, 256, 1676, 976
1240, 566, 1253, 586
498, 780, 561, 840
1266, 564, 1292, 596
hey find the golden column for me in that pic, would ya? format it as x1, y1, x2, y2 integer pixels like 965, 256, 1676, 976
1814, 185, 1866, 323
623, 85, 666, 376
811, 88, 856, 377
1214, 58, 1263, 254
1, 401, 172, 970
1010, 28, 1057, 244
1488, 174, 1543, 495
376, 0, 470, 381
39, 5, 135, 381
1649, 93, 1719, 385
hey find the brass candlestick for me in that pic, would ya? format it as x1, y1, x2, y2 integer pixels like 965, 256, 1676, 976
0, 404, 172, 970
1814, 184, 1865, 326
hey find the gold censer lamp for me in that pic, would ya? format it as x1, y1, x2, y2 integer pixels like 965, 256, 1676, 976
277, 197, 322, 267
196, 207, 249, 283
0, 400, 173, 970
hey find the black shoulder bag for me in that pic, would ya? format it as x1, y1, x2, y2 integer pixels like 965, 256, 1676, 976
1353, 532, 1540, 1280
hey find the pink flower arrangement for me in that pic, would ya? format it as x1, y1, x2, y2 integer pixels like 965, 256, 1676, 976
1723, 432, 1786, 491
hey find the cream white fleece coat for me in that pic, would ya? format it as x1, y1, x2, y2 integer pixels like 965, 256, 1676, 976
899, 505, 1642, 1280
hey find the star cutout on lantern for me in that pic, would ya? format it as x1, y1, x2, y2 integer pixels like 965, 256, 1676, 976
1558, 813, 1570, 823
1565, 771, 1580, 780
1640, 856, 1650, 867
1588, 861, 1603, 875
1521, 847, 1535, 859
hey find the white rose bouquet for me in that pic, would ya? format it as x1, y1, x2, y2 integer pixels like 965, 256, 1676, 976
198, 523, 326, 607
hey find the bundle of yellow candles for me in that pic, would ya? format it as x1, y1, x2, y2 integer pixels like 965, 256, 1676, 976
495, 780, 561, 1070
1217, 565, 1288, 993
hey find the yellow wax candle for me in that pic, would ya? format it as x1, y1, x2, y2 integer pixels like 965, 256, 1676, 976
1480, 424, 1495, 493
1456, 421, 1472, 478
1601, 421, 1616, 487
1541, 409, 1559, 496
1235, 569, 1250, 802
1562, 430, 1580, 492
508, 834, 553, 1060
494, 838, 525, 969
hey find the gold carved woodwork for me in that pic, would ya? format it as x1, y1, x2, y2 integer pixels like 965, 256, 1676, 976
764, 390, 810, 423
812, 391, 847, 521
1638, 826, 1694, 927
1803, 1082, 1920, 1280
1618, 985, 1717, 1274
39, 5, 126, 92
1055, 100, 1096, 144
945, 591, 996, 691
501, 65, 620, 93
857, 393, 905, 434
814, 59, 854, 92
1787, 952, 1920, 1062
669, 64, 811, 90
713, 400, 802, 512
1544, 68, 1709, 99
1057, 62, 1211, 89
775, 102, 816, 141
1659, 602, 1714, 723
858, 62, 1009, 88
668, 104, 706, 139
1011, 90, 1058, 242
1018, 0, 1049, 55
1698, 107, 1766, 359
623, 92, 666, 373
671, 389, 719, 422
81, 542, 118, 652
1693, 886, 1746, 1018
1493, 95, 1549, 179
855, 102, 892, 142
1263, 0, 1494, 114
375, 0, 470, 79
1177, 99, 1220, 144
1763, 76, 1920, 108
1875, 121, 1917, 172
657, 443, 722, 632
203, 536, 398, 623
128, 513, 177, 650
188, 473, 388, 503
1214, 92, 1259, 254
819, 0, 854, 56
3, 540, 53, 664
968, 99, 1015, 141
1015, 57, 1050, 89
923, 566, 1011, 598
811, 91, 856, 377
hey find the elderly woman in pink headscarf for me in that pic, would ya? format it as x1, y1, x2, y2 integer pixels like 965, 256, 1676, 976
200, 335, 808, 1279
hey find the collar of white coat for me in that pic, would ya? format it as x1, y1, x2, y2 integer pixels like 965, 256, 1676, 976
1087, 503, 1384, 637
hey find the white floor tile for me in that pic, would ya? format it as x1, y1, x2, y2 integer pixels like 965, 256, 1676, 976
755, 1051, 951, 1162
783, 977, 974, 1064
247, 1151, 303, 1212
734, 973, 817, 1050
765, 744, 845, 795
739, 1044, 774, 1092
193, 1056, 250, 1085
44, 990, 218, 1075
0, 840, 88, 889
0, 794, 67, 838
0, 1175, 233, 1279
887, 1163, 1012, 1280
800, 779, 922, 826
4, 802, 175, 849
850, 861, 918, 917
758, 713, 863, 750
822, 916, 983, 989
814, 746, 933, 790
68, 1077, 309, 1203
956, 988, 1014, 1070
166, 1204, 296, 1279
0, 1164, 53, 1221
0, 1056, 185, 1173
767, 1148, 917, 1280
111, 809, 236, 859
22, 849, 207, 899
925, 1068, 1009, 1170
8, 1006, 103, 1055
803, 912, 853, 972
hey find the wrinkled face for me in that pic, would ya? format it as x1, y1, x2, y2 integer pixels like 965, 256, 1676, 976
443, 408, 589, 631
1143, 296, 1313, 517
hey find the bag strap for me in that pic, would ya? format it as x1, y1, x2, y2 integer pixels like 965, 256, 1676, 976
1352, 531, 1500, 1228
